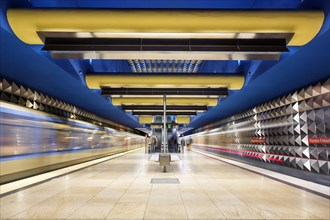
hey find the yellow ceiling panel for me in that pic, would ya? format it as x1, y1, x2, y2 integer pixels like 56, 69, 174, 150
7, 9, 324, 46
138, 116, 153, 124
86, 75, 244, 90
112, 97, 218, 106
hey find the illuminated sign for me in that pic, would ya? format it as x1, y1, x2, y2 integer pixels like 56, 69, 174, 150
308, 137, 330, 145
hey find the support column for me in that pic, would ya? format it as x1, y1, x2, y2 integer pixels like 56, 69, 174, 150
163, 95, 167, 153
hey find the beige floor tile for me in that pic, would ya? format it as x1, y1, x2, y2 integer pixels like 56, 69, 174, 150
1, 203, 32, 219
61, 186, 104, 196
89, 197, 121, 205
241, 199, 321, 220
149, 187, 182, 205
88, 174, 117, 180
11, 196, 91, 219
97, 187, 127, 196
1, 149, 329, 220
67, 202, 116, 219
209, 193, 246, 206
144, 204, 188, 220
183, 200, 226, 219
302, 205, 330, 219
148, 194, 183, 205
118, 193, 150, 203
106, 202, 147, 219
0, 193, 54, 218
125, 186, 152, 194
180, 191, 210, 201
216, 204, 263, 219
78, 179, 113, 187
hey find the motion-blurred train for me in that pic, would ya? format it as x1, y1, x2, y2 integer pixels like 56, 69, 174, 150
0, 101, 145, 184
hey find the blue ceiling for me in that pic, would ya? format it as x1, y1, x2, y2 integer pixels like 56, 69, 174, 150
6, 0, 304, 9
0, 0, 329, 131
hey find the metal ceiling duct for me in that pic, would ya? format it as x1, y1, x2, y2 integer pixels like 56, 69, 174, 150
41, 36, 290, 52
40, 36, 290, 60
47, 51, 284, 60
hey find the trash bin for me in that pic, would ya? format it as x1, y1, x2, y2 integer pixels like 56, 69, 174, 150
159, 153, 171, 172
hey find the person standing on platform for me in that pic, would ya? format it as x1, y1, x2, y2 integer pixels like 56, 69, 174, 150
145, 134, 148, 154
180, 138, 185, 152
151, 134, 158, 153
187, 137, 192, 151
174, 135, 178, 153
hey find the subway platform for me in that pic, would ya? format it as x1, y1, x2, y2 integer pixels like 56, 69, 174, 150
1, 148, 329, 220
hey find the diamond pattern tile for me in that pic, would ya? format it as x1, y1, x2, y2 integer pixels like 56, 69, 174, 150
190, 79, 330, 176
310, 160, 320, 173
1, 76, 329, 178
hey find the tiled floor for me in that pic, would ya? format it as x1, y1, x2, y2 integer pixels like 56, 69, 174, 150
1, 149, 329, 219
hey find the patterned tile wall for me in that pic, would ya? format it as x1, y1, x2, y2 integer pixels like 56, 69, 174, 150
191, 78, 330, 175
0, 77, 140, 134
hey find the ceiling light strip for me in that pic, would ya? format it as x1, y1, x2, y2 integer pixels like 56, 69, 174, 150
86, 74, 244, 90
101, 87, 228, 96
50, 51, 282, 60
122, 105, 208, 111
111, 97, 218, 106
133, 111, 197, 116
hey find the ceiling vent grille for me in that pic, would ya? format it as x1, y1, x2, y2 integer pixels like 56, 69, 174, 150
128, 60, 202, 73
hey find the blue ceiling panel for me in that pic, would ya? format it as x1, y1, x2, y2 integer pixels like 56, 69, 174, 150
190, 29, 330, 129
198, 61, 241, 74
10, 0, 302, 9
0, 27, 141, 128
1, 0, 330, 130
88, 60, 131, 73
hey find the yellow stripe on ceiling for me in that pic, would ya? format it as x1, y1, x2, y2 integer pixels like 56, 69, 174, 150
7, 9, 324, 46
139, 116, 153, 124
112, 98, 218, 106
86, 75, 244, 90
176, 116, 190, 124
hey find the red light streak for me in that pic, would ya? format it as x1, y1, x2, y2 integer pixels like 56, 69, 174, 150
197, 145, 283, 163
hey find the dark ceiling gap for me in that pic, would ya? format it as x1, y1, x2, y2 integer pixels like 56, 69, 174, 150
101, 87, 228, 96
42, 37, 289, 52
121, 105, 208, 111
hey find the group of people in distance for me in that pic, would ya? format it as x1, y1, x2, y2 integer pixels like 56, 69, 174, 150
150, 132, 185, 153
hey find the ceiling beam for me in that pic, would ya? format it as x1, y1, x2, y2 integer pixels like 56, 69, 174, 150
122, 105, 208, 111
42, 38, 288, 52
102, 87, 228, 97
86, 74, 244, 90
111, 97, 218, 106
133, 111, 197, 116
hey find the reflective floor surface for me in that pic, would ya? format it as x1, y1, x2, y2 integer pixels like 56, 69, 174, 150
1, 149, 329, 219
